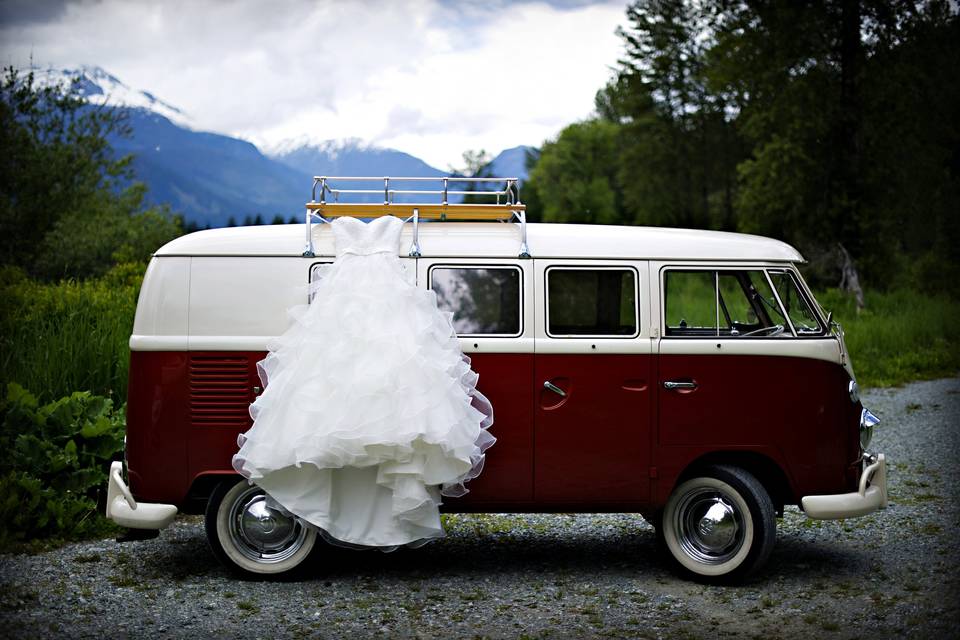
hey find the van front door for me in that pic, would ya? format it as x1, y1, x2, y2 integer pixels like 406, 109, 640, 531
533, 262, 652, 504
654, 266, 848, 504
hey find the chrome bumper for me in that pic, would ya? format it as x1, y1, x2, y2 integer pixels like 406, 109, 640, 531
105, 461, 178, 529
801, 453, 888, 520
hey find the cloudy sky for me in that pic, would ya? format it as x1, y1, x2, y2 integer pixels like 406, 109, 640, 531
0, 0, 626, 168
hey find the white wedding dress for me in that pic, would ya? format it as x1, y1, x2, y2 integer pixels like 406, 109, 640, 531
232, 215, 494, 548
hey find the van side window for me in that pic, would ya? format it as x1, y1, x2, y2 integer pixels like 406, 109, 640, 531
768, 270, 823, 335
665, 269, 790, 337
547, 268, 637, 336
430, 267, 521, 336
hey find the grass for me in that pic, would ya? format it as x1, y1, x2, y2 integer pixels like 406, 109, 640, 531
817, 288, 960, 387
0, 263, 142, 403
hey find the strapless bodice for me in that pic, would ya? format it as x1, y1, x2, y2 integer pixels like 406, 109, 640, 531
332, 216, 403, 257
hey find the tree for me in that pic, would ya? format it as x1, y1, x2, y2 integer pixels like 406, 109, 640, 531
34, 185, 181, 279
598, 0, 743, 230
449, 149, 495, 205
554, 0, 959, 291
525, 119, 623, 224
0, 67, 180, 278
709, 0, 959, 287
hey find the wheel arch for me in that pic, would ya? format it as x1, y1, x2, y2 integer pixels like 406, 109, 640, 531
676, 451, 796, 513
182, 472, 240, 515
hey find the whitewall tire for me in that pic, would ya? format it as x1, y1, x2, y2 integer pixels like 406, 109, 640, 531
661, 465, 776, 582
205, 478, 317, 577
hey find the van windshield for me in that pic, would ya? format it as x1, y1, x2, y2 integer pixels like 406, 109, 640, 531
767, 270, 824, 335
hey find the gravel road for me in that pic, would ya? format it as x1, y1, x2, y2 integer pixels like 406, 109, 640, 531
2, 377, 959, 639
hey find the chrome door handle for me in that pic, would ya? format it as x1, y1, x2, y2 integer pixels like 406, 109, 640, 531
664, 380, 698, 391
543, 381, 567, 397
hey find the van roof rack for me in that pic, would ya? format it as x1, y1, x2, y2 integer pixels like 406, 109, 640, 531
302, 176, 529, 259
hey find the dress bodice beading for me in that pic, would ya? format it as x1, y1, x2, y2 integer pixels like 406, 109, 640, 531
333, 216, 403, 257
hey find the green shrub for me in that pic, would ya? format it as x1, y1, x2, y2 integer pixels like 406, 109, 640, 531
0, 262, 143, 403
0, 383, 124, 548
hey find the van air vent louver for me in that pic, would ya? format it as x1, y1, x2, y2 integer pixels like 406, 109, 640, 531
189, 355, 251, 429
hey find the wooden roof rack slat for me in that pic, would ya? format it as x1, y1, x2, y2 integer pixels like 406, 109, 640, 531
302, 176, 530, 259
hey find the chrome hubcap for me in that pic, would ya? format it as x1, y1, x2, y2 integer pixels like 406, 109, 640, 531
227, 486, 308, 564
674, 488, 745, 565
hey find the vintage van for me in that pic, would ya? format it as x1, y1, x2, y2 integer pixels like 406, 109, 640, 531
106, 177, 887, 582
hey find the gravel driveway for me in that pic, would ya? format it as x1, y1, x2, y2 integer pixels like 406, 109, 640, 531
2, 377, 958, 639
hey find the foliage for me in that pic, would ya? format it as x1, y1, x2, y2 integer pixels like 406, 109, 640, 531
0, 66, 181, 280
34, 184, 181, 280
600, 0, 742, 230
527, 1, 959, 294
450, 149, 495, 205
817, 288, 960, 388
524, 119, 622, 224
0, 263, 142, 403
0, 383, 124, 548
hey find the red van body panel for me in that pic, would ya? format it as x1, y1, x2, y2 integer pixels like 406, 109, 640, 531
127, 351, 538, 507
534, 354, 653, 504
126, 349, 856, 511
654, 353, 859, 506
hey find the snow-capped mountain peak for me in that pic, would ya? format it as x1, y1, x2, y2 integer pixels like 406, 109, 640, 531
263, 136, 374, 160
30, 65, 191, 128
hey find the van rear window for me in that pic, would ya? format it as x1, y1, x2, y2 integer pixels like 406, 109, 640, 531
547, 268, 637, 336
430, 267, 521, 336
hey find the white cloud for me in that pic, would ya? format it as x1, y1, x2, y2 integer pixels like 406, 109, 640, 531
0, 0, 625, 168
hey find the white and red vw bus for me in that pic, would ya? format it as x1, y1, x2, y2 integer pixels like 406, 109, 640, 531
106, 177, 887, 582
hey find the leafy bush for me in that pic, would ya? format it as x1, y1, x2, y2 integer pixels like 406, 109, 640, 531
33, 184, 182, 281
0, 383, 124, 548
0, 262, 142, 403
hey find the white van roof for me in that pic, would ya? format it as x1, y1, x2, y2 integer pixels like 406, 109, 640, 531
155, 222, 804, 262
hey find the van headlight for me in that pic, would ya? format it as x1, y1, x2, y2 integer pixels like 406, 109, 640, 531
860, 408, 879, 451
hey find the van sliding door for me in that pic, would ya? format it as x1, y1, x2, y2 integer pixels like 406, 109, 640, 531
417, 257, 536, 503
533, 260, 653, 504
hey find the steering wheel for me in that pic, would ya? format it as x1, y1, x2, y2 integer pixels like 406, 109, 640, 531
741, 324, 785, 337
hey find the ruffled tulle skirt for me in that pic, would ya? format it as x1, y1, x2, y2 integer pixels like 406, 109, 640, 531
232, 252, 494, 548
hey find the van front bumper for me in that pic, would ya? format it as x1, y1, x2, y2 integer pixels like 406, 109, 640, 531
105, 461, 178, 529
801, 453, 888, 520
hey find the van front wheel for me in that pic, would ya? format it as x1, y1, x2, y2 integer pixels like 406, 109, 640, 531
661, 465, 776, 582
205, 478, 317, 577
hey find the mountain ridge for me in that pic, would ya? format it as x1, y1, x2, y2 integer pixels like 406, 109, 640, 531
34, 66, 535, 227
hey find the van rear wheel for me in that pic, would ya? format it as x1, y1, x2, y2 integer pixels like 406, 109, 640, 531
660, 465, 776, 583
205, 478, 317, 577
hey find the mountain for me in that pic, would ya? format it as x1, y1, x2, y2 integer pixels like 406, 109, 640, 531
268, 141, 534, 204
35, 65, 192, 129
488, 146, 536, 180
31, 66, 533, 226
270, 138, 444, 178
110, 110, 310, 227
34, 66, 310, 226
